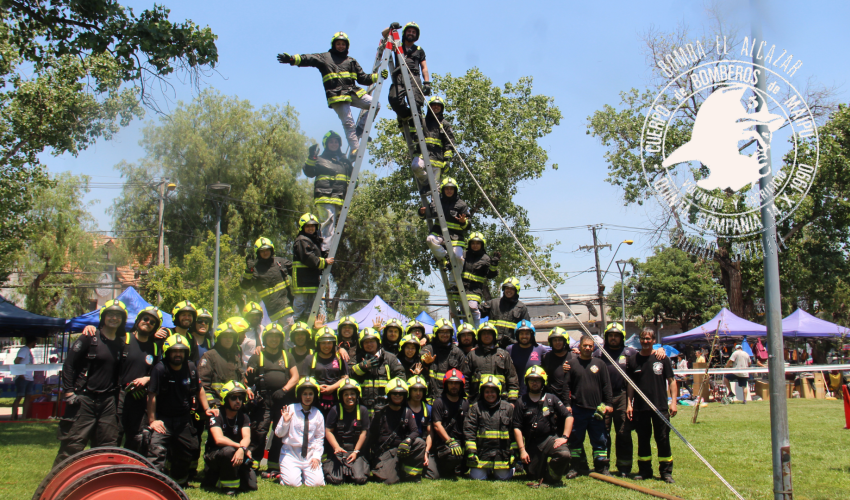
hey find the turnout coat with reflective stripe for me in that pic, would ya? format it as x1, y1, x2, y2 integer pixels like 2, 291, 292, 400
293, 50, 377, 107
350, 351, 405, 407
292, 233, 326, 294
463, 399, 516, 469
479, 296, 530, 344
420, 193, 470, 247
242, 256, 294, 322
458, 250, 498, 303
411, 110, 455, 169
303, 150, 353, 206
465, 346, 519, 401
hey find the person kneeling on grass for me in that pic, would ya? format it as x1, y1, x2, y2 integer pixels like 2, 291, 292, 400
202, 381, 257, 495
275, 377, 326, 487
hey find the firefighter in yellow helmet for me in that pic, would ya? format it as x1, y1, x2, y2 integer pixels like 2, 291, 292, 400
240, 301, 265, 366
278, 33, 387, 158
292, 213, 334, 323
200, 318, 249, 410
410, 96, 456, 196
380, 22, 430, 128
146, 334, 216, 487
479, 277, 531, 348
323, 379, 370, 484
455, 232, 499, 327
242, 237, 295, 327
463, 376, 516, 481
466, 321, 519, 403
350, 328, 405, 416
53, 300, 129, 468
201, 381, 257, 494
368, 378, 427, 483
303, 131, 353, 254
420, 319, 469, 400
419, 177, 471, 269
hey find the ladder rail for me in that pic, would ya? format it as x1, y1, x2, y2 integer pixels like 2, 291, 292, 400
388, 30, 473, 324
306, 45, 393, 325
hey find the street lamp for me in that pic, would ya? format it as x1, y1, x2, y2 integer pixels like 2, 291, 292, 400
597, 239, 632, 330
616, 259, 629, 330
207, 182, 231, 326
602, 240, 634, 279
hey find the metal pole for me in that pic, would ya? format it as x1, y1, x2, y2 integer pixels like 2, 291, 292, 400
592, 225, 607, 331
213, 201, 222, 327
751, 4, 792, 497
157, 181, 165, 266
620, 266, 626, 327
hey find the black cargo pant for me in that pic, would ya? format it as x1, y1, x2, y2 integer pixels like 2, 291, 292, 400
249, 392, 284, 471
53, 392, 120, 469
203, 446, 258, 491
604, 391, 633, 473
527, 435, 572, 483
388, 73, 424, 120
117, 389, 149, 453
371, 437, 426, 484
147, 415, 199, 486
323, 449, 369, 485
424, 441, 466, 479
635, 410, 673, 478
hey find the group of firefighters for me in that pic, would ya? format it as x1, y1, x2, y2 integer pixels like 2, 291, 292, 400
55, 284, 678, 494
51, 22, 680, 495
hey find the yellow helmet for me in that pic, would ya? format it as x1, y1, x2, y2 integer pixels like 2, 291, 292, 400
407, 375, 428, 394
163, 333, 191, 353
135, 306, 161, 330
405, 319, 426, 337
171, 300, 198, 322
295, 377, 320, 397
476, 321, 498, 339
220, 380, 248, 401
501, 277, 522, 295
604, 322, 625, 336
467, 232, 486, 248
314, 326, 337, 344
386, 377, 409, 396
457, 322, 477, 341
196, 308, 213, 323
402, 22, 420, 42
524, 365, 548, 385
548, 327, 569, 344
433, 318, 454, 334
214, 317, 250, 339
338, 316, 360, 335
242, 302, 263, 317
479, 375, 503, 393
358, 327, 381, 348
290, 321, 312, 340
399, 334, 421, 353
253, 237, 274, 255
330, 31, 350, 50
262, 323, 286, 344
337, 378, 362, 398
440, 177, 458, 194
299, 213, 320, 231
99, 299, 128, 324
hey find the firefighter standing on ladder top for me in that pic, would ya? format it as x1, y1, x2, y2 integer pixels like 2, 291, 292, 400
410, 97, 455, 196
278, 33, 388, 159
381, 22, 429, 128
303, 131, 353, 254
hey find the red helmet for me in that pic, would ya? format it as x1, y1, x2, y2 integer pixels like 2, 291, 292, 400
443, 368, 466, 389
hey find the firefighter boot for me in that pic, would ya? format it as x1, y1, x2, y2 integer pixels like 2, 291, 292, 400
659, 459, 674, 483
634, 460, 653, 481
594, 457, 611, 476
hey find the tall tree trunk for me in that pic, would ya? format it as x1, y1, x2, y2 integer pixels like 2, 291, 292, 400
715, 247, 744, 317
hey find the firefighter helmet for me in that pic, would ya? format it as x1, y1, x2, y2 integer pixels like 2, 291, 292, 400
476, 321, 498, 340
171, 300, 198, 323
407, 376, 428, 395
524, 365, 548, 385
338, 316, 359, 333
135, 306, 162, 330
290, 322, 312, 343
337, 378, 362, 398
399, 334, 421, 353
163, 334, 191, 353
358, 327, 381, 348
220, 380, 248, 401
605, 322, 625, 337
295, 377, 320, 397
242, 302, 263, 317
314, 326, 337, 344
196, 308, 213, 323
443, 368, 466, 388
479, 375, 502, 393
99, 299, 128, 325
467, 231, 486, 248
405, 319, 426, 337
214, 317, 249, 340
433, 318, 454, 334
386, 377, 409, 396
402, 22, 420, 42
262, 323, 286, 344
440, 177, 458, 194
516, 319, 535, 334
298, 213, 320, 231
330, 32, 350, 50
384, 318, 405, 337
253, 237, 274, 255
501, 277, 521, 295
457, 322, 477, 341
322, 130, 342, 149
548, 327, 570, 346
427, 96, 446, 112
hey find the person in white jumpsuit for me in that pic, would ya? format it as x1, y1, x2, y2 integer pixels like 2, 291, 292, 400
274, 377, 325, 487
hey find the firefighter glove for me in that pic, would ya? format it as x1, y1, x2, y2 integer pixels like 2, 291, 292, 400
277, 53, 294, 64
593, 403, 606, 421
381, 69, 389, 79
398, 438, 412, 457
308, 144, 319, 159
491, 251, 501, 266
423, 81, 432, 96
447, 438, 463, 456
390, 22, 402, 30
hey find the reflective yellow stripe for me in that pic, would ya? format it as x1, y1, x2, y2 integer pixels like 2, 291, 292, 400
328, 95, 352, 105
218, 478, 240, 488
356, 87, 369, 97
638, 456, 652, 461
315, 197, 343, 206
507, 389, 518, 399
403, 465, 422, 476
316, 174, 349, 182
269, 307, 294, 322
463, 272, 487, 283
492, 320, 516, 329
258, 279, 290, 298
362, 380, 388, 388
425, 137, 442, 147
471, 460, 510, 469
658, 456, 673, 462
305, 159, 317, 166
322, 72, 357, 82
445, 222, 465, 230
293, 54, 302, 65
477, 430, 510, 439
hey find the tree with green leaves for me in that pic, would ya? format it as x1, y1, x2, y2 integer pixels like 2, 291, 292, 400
0, 1, 218, 280
111, 89, 313, 263
138, 231, 244, 317
608, 246, 726, 331
367, 68, 564, 297
7, 173, 110, 317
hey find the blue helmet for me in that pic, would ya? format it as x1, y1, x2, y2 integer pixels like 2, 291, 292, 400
515, 319, 536, 346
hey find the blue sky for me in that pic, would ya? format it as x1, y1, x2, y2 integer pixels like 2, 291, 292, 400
43, 0, 850, 304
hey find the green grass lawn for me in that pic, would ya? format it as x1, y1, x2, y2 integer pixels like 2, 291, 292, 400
3, 400, 848, 500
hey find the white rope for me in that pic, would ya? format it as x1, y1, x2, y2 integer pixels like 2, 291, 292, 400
394, 44, 746, 499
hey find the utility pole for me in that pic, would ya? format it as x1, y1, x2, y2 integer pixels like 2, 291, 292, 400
579, 225, 611, 332
157, 180, 166, 266
752, 3, 792, 497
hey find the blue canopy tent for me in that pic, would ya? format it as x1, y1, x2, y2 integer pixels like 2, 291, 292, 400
65, 287, 174, 332
415, 311, 435, 326
662, 308, 766, 343
0, 294, 66, 337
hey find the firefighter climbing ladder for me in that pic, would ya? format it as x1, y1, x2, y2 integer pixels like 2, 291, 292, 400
308, 27, 473, 325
